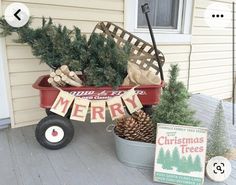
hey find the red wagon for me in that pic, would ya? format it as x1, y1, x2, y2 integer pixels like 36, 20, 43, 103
32, 75, 164, 149
33, 4, 165, 149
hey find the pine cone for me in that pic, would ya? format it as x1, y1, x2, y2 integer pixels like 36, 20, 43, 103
132, 110, 156, 143
114, 110, 156, 143
123, 117, 140, 141
114, 117, 126, 138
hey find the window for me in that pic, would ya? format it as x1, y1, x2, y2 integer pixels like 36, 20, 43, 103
124, 0, 193, 43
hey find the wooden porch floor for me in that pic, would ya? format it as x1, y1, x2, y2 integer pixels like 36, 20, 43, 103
0, 94, 236, 185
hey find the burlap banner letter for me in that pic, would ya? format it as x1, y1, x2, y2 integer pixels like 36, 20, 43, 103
50, 91, 75, 116
70, 97, 90, 122
91, 101, 106, 123
107, 96, 125, 120
122, 88, 143, 114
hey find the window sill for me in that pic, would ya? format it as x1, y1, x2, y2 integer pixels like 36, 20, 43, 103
130, 32, 192, 45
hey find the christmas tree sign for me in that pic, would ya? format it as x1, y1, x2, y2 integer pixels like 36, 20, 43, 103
154, 124, 207, 185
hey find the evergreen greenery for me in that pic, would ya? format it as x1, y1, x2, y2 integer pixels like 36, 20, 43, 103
0, 17, 131, 87
207, 101, 231, 158
84, 33, 131, 87
152, 64, 200, 126
0, 17, 88, 70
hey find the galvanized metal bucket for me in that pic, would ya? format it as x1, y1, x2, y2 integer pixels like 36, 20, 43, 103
113, 132, 155, 169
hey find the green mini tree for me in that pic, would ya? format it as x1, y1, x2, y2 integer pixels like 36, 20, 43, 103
157, 147, 165, 164
172, 147, 180, 168
152, 64, 200, 126
179, 156, 190, 173
187, 154, 194, 172
193, 155, 202, 172
207, 101, 231, 158
162, 149, 173, 170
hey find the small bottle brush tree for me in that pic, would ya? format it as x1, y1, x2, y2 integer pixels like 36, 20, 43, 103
152, 64, 200, 126
207, 101, 231, 159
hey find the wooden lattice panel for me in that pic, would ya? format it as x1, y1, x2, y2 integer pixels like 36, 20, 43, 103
92, 22, 165, 75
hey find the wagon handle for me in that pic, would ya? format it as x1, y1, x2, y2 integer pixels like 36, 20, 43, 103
141, 3, 164, 82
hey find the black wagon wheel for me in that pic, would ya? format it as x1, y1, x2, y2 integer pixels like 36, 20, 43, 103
35, 115, 74, 150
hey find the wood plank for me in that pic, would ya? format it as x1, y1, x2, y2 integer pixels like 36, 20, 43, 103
4, 0, 124, 11
191, 51, 232, 60
10, 71, 49, 86
190, 58, 232, 69
194, 7, 232, 19
195, 0, 233, 9
7, 127, 62, 185
192, 44, 232, 52
189, 65, 231, 77
13, 96, 40, 111
44, 128, 99, 185
14, 108, 46, 124
0, 130, 19, 185
192, 36, 232, 44
190, 85, 232, 96
7, 45, 34, 59
189, 78, 232, 91
70, 121, 155, 185
192, 27, 232, 36
9, 59, 49, 73
6, 128, 41, 185
189, 72, 232, 85
12, 120, 39, 128
193, 17, 233, 28
2, 2, 124, 22
11, 85, 39, 98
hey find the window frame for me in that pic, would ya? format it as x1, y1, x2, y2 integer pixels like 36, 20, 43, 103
136, 0, 184, 33
124, 0, 194, 44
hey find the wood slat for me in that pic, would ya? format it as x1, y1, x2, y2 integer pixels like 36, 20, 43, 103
189, 73, 232, 85
2, 2, 124, 22
14, 108, 46, 124
4, 0, 124, 11
191, 51, 232, 61
190, 78, 232, 91
189, 65, 232, 77
192, 36, 232, 44
190, 58, 232, 68
11, 85, 39, 99
13, 96, 40, 111
9, 59, 49, 73
191, 44, 232, 52
10, 71, 49, 86
192, 27, 232, 36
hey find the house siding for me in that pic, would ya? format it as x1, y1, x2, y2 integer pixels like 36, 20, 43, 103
0, 0, 233, 127
1, 0, 124, 127
190, 0, 233, 99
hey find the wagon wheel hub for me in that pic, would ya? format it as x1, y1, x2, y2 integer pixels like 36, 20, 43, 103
52, 129, 58, 137
45, 126, 65, 143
